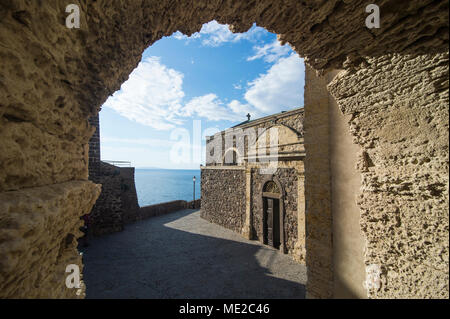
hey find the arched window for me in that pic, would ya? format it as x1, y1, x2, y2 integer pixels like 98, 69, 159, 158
263, 181, 280, 194
223, 149, 238, 165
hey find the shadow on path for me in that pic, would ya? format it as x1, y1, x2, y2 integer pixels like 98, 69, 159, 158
81, 209, 306, 298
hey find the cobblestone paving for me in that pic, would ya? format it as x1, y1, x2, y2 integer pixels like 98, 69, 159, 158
81, 209, 306, 298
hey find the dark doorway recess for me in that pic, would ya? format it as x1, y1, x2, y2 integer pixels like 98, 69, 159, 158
263, 197, 280, 249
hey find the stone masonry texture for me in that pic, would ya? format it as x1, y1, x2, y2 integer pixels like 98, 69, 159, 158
88, 162, 139, 236
201, 168, 246, 233
328, 53, 449, 298
88, 115, 101, 178
0, 0, 448, 298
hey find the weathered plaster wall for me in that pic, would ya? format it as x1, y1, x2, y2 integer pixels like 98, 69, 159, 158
306, 52, 449, 299
329, 53, 449, 299
201, 168, 246, 233
0, 0, 447, 298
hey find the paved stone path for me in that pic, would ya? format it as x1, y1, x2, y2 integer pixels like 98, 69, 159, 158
81, 209, 307, 298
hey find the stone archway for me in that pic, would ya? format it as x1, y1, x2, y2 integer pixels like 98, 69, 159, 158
0, 1, 448, 299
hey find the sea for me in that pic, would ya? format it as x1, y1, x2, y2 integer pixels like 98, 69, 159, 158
134, 169, 201, 207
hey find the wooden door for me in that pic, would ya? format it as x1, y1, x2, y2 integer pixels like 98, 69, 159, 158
273, 199, 280, 249
266, 198, 273, 247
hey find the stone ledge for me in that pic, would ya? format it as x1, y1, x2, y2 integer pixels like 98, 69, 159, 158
201, 165, 246, 170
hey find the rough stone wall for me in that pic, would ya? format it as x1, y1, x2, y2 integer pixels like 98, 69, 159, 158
88, 115, 101, 178
279, 169, 299, 255
201, 168, 246, 233
116, 167, 140, 224
0, 181, 100, 298
328, 53, 449, 298
251, 172, 263, 240
0, 0, 447, 299
86, 112, 140, 230
251, 168, 298, 255
89, 162, 139, 236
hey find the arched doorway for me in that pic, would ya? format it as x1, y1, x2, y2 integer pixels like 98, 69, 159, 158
261, 179, 285, 253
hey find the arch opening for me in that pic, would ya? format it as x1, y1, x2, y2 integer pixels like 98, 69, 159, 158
84, 18, 307, 298
0, 1, 448, 300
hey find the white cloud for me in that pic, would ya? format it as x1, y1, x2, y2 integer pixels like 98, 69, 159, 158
228, 100, 264, 119
247, 39, 292, 63
103, 56, 185, 130
244, 54, 304, 114
103, 52, 304, 130
102, 56, 258, 129
173, 32, 201, 40
172, 20, 265, 47
182, 94, 247, 122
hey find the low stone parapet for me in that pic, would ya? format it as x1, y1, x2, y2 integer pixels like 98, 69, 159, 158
186, 199, 201, 209
137, 199, 201, 220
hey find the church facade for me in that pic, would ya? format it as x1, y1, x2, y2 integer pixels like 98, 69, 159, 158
200, 108, 306, 263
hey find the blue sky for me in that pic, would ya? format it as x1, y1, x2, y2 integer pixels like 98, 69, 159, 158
100, 21, 305, 169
